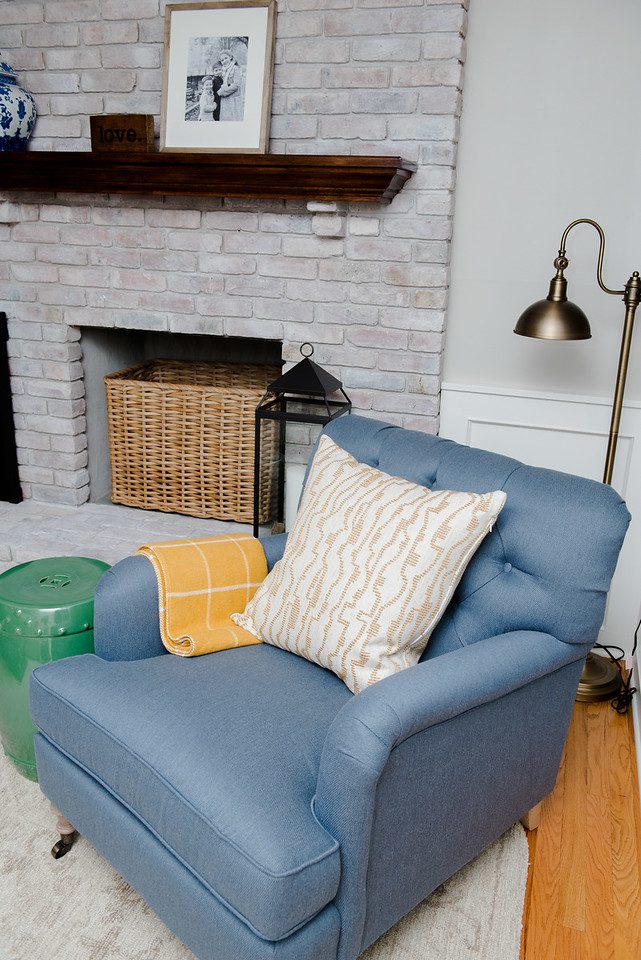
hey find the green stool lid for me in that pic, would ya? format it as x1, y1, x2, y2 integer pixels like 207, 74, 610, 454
0, 557, 111, 640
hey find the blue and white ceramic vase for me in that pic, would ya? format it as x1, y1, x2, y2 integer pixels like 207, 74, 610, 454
0, 60, 37, 152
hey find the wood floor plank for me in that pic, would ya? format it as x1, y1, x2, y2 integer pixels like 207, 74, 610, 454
611, 787, 641, 960
586, 702, 610, 799
522, 699, 641, 960
560, 706, 587, 932
610, 710, 636, 801
552, 926, 583, 960
584, 792, 614, 960
630, 710, 641, 886
524, 743, 566, 960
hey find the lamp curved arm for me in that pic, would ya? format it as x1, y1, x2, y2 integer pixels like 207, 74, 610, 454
558, 218, 625, 297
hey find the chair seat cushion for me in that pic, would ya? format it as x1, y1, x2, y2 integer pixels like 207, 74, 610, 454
31, 645, 350, 941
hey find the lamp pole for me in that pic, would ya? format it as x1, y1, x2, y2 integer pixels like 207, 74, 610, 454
602, 270, 641, 484
552, 218, 641, 483
514, 218, 640, 702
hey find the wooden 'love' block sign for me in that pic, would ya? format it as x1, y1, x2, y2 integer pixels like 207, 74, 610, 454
90, 115, 155, 152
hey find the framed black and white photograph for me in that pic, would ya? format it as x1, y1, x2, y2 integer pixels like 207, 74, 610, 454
161, 1, 276, 153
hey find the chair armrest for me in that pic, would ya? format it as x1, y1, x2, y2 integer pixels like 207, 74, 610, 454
315, 631, 587, 960
93, 534, 285, 662
94, 555, 164, 661
320, 631, 583, 762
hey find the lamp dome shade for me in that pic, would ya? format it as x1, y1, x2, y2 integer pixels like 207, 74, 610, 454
514, 297, 592, 341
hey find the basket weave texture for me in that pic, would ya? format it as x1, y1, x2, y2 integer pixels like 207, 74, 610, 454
105, 359, 280, 523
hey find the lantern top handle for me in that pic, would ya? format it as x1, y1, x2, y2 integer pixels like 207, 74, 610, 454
300, 342, 314, 358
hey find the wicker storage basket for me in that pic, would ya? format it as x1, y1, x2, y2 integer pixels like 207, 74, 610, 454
105, 359, 280, 523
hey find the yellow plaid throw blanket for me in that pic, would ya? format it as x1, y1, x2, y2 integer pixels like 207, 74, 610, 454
137, 534, 266, 657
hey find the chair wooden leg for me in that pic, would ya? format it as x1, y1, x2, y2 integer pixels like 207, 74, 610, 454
51, 805, 77, 859
520, 801, 542, 831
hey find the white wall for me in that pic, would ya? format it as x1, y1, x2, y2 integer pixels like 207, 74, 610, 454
445, 0, 641, 401
443, 0, 641, 660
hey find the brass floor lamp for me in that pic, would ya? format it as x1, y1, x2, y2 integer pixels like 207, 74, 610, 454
514, 218, 640, 702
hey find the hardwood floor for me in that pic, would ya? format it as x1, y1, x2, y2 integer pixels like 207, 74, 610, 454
521, 700, 641, 960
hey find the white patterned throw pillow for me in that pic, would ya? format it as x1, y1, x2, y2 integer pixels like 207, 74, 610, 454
233, 436, 506, 693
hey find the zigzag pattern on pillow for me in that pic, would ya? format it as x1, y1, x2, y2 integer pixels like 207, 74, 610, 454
234, 435, 506, 693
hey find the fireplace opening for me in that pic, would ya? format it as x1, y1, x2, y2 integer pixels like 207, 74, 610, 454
79, 327, 282, 513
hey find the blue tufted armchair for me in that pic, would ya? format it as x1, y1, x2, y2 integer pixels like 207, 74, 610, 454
30, 416, 630, 960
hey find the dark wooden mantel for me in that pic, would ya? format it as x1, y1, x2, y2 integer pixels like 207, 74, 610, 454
0, 152, 416, 204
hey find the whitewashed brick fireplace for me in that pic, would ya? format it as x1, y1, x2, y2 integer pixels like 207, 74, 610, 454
1, 0, 467, 508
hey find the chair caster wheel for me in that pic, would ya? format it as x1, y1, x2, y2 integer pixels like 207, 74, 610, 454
51, 834, 76, 859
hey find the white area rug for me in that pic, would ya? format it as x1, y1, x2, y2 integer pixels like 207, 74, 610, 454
0, 756, 528, 960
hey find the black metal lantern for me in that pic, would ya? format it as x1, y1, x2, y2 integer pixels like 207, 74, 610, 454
253, 343, 351, 536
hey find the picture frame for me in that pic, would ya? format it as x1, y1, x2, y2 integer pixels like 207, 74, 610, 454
161, 0, 276, 154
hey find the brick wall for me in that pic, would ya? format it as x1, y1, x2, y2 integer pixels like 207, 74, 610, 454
1, 0, 467, 504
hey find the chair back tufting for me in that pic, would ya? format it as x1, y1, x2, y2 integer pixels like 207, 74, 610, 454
318, 415, 630, 658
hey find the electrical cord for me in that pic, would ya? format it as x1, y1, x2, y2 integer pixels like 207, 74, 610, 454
593, 616, 640, 714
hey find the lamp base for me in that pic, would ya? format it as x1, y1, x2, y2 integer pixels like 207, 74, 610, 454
575, 651, 622, 703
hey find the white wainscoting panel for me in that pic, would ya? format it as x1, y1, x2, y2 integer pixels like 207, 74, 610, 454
440, 383, 641, 657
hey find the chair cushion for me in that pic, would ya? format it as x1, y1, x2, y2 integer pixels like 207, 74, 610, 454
31, 645, 350, 941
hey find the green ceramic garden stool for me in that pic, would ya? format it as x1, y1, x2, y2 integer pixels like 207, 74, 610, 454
0, 556, 110, 782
